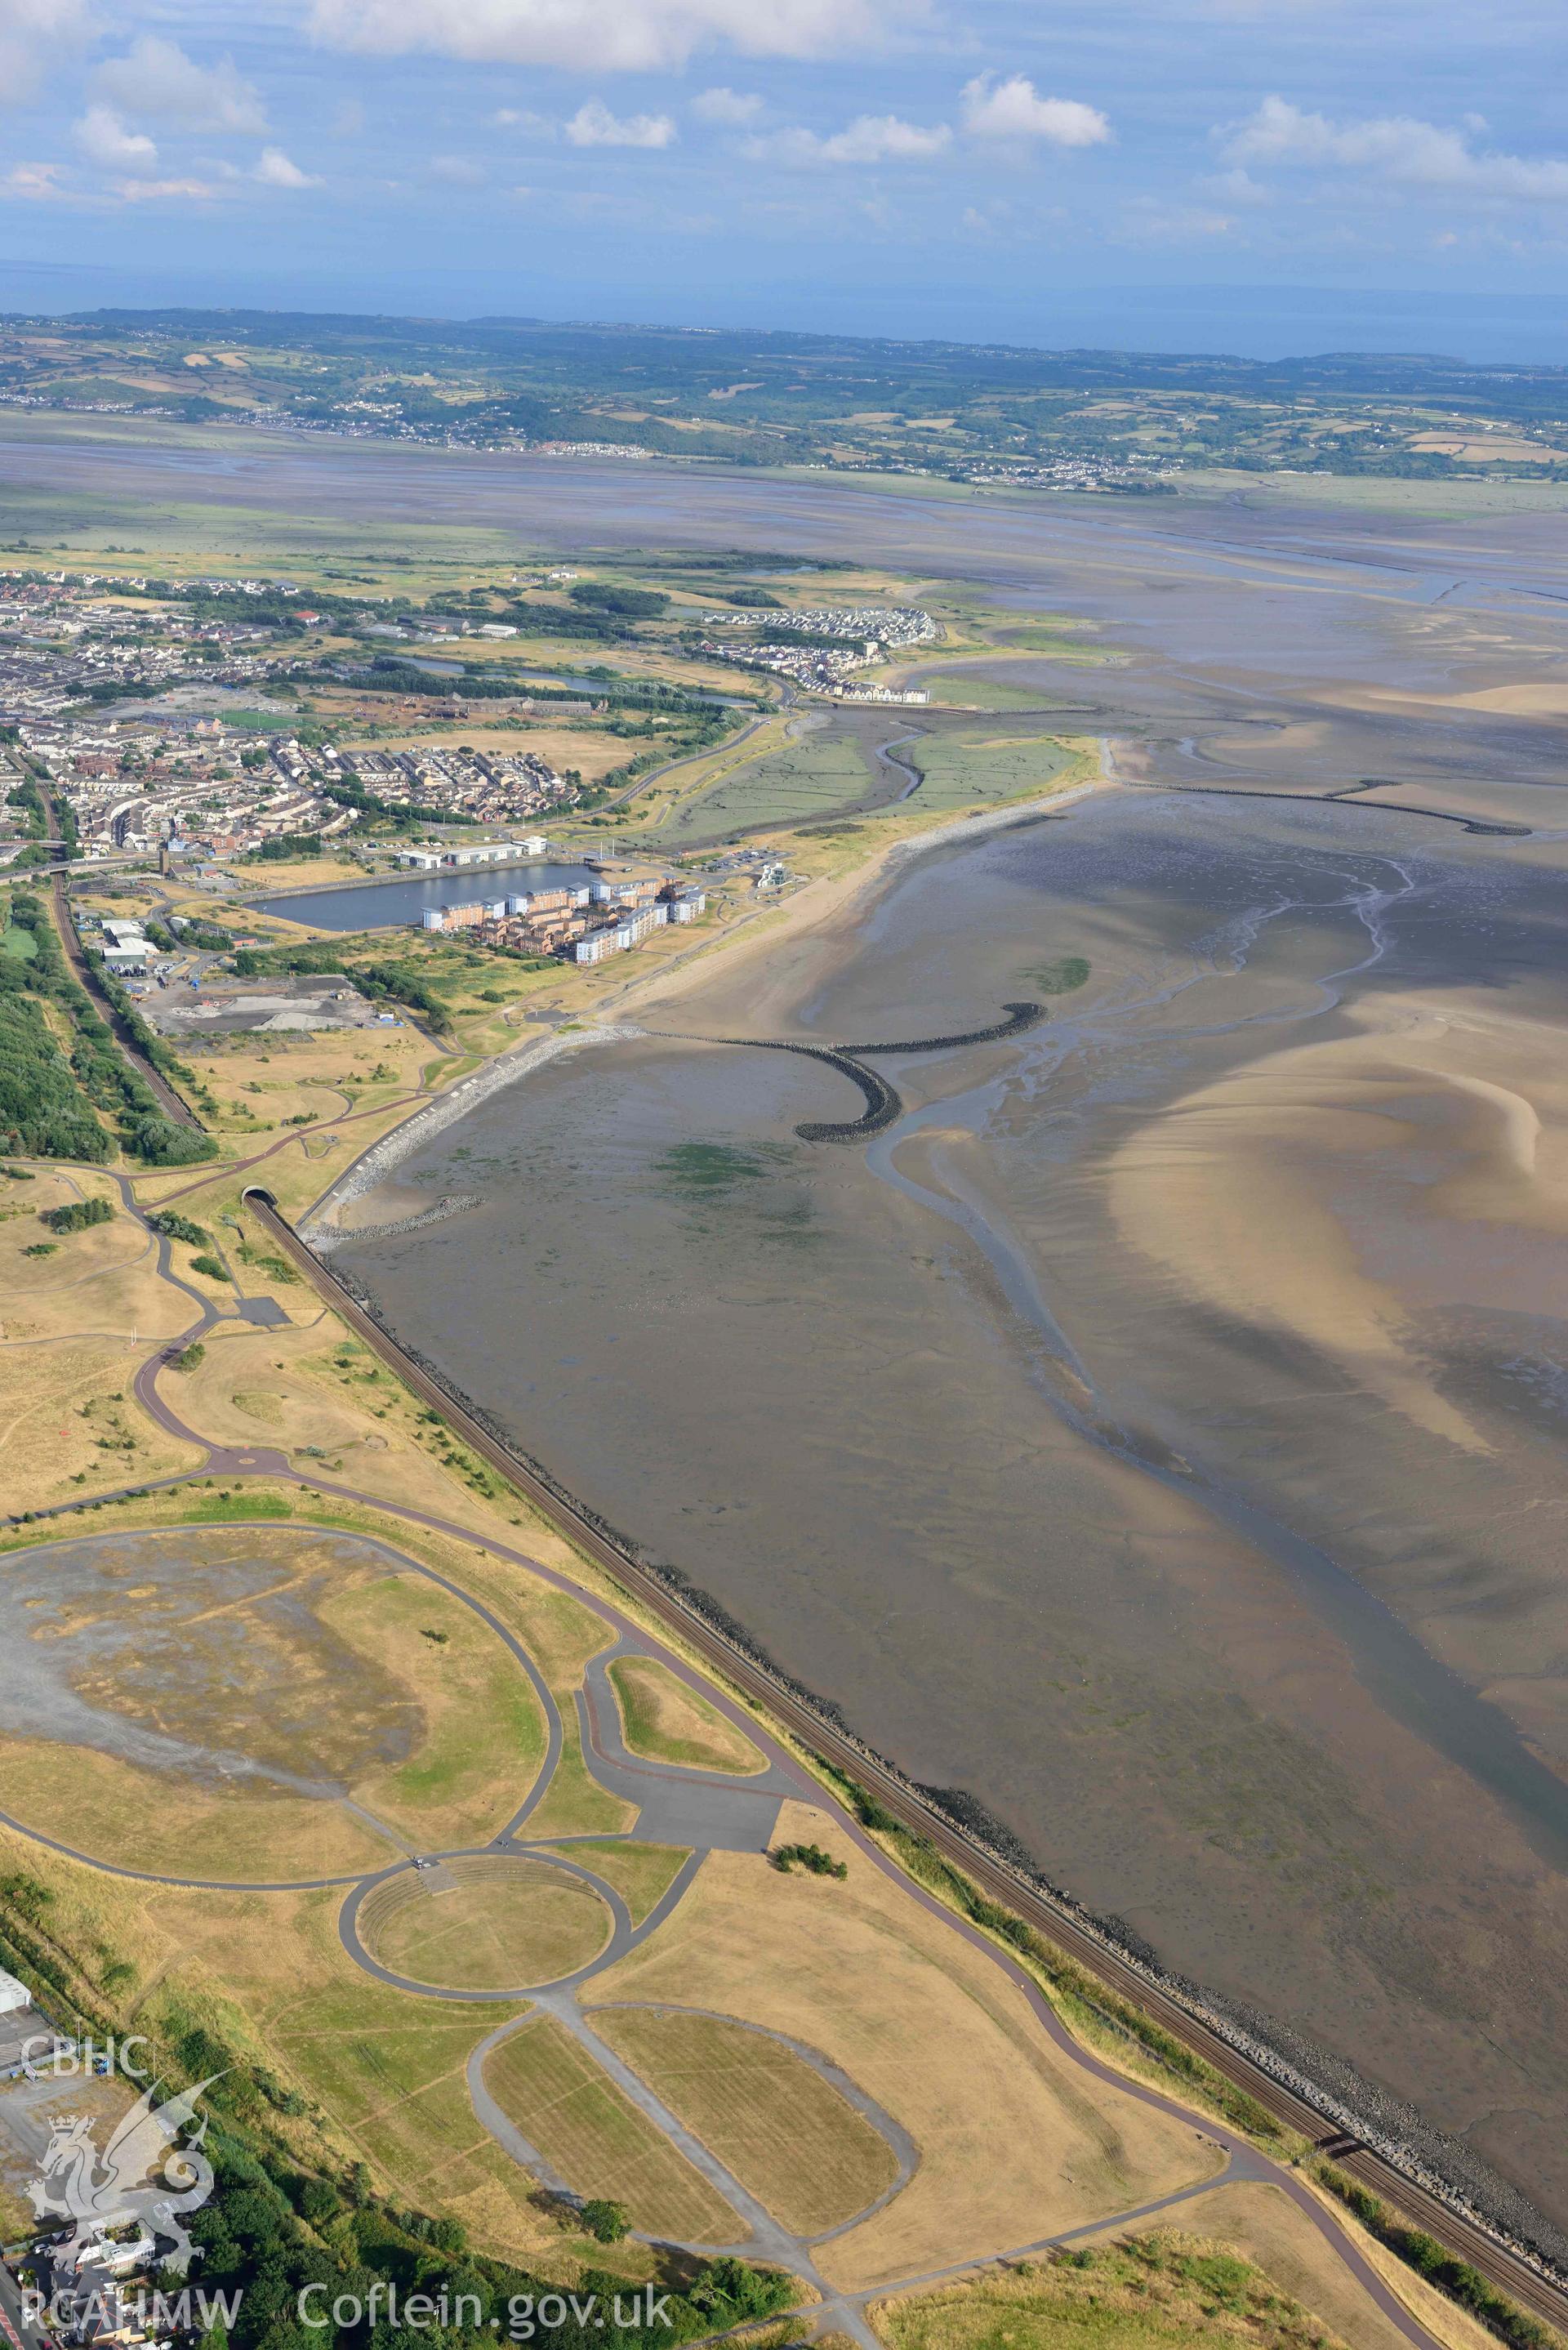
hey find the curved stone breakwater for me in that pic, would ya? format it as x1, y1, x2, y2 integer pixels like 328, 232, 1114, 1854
1132, 778, 1532, 838
728, 1001, 1046, 1144
746, 1043, 902, 1144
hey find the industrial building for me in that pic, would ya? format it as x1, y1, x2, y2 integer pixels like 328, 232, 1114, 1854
397, 836, 549, 871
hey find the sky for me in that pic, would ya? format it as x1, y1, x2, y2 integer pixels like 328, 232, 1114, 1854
2, 0, 1568, 360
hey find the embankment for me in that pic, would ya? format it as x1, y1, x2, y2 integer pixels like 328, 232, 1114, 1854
727, 1001, 1049, 1145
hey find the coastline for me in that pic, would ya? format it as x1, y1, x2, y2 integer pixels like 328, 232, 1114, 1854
299, 1021, 646, 1238
298, 754, 1113, 1229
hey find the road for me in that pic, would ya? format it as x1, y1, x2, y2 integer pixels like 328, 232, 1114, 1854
0, 2259, 52, 2350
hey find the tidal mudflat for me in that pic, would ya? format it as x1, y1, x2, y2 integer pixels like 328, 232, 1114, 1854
90, 422, 1568, 2237
335, 787, 1568, 2244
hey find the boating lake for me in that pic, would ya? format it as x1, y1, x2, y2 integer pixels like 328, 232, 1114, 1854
252, 858, 599, 931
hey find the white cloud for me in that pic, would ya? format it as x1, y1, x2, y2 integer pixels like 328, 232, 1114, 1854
960, 74, 1109, 149
94, 37, 268, 135
114, 175, 219, 202
74, 103, 158, 174
429, 151, 486, 181
0, 158, 69, 198
0, 0, 92, 105
752, 110, 951, 165
565, 97, 676, 146
1223, 95, 1568, 203
1200, 163, 1271, 204
253, 145, 318, 186
691, 85, 761, 123
309, 0, 907, 70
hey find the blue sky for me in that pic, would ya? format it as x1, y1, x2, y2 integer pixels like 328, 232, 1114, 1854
2, 0, 1567, 359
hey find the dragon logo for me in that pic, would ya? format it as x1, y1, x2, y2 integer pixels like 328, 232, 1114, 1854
27, 2076, 220, 2275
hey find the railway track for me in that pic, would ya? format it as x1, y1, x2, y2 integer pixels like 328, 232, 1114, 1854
243, 1183, 1568, 2339
47, 864, 201, 1131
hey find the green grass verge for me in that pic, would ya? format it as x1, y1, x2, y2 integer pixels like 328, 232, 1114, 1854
537, 1841, 692, 1927
608, 1656, 764, 1776
1312, 2164, 1563, 2350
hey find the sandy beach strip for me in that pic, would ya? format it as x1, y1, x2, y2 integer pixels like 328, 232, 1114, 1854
297, 752, 1113, 1230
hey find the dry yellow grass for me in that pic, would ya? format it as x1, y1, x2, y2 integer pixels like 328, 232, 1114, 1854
188, 1030, 428, 1099
586, 1799, 1218, 2290
608, 1657, 766, 1776
522, 1719, 636, 1839
0, 1339, 202, 1511
323, 1571, 548, 1847
0, 1514, 538, 1878
200, 1077, 362, 1135
230, 1386, 285, 1423
180, 855, 361, 899
120, 1875, 578, 2270
1085, 2183, 1499, 2350
0, 1164, 131, 1253
377, 1562, 637, 1840
363, 1859, 613, 1991
1410, 432, 1568, 462
537, 1840, 692, 1925
0, 1173, 190, 1336
0, 1835, 609, 2274
483, 2015, 740, 2245
171, 1321, 563, 1528
0, 1730, 396, 1880
129, 1038, 427, 1227
592, 2004, 900, 2236
493, 1576, 618, 1687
